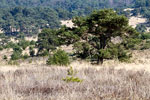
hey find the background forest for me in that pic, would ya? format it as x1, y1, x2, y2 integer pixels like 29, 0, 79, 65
0, 0, 149, 35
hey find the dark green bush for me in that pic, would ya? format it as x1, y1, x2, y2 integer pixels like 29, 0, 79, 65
4, 42, 16, 49
29, 47, 35, 57
135, 24, 147, 33
118, 47, 132, 62
47, 49, 70, 66
3, 55, 7, 60
73, 42, 91, 59
123, 38, 142, 50
23, 53, 29, 59
11, 51, 22, 60
140, 33, 150, 40
0, 46, 3, 51
18, 40, 30, 50
30, 40, 36, 45
40, 50, 49, 57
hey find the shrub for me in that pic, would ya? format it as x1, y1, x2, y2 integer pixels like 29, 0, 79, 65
23, 53, 29, 59
13, 45, 22, 53
47, 49, 70, 66
3, 55, 7, 60
124, 38, 142, 50
118, 47, 132, 62
63, 76, 83, 83
30, 40, 36, 45
135, 24, 146, 33
11, 44, 23, 60
140, 33, 150, 40
11, 51, 22, 60
0, 46, 3, 51
18, 40, 30, 50
40, 50, 49, 56
141, 43, 150, 50
29, 47, 35, 57
63, 67, 83, 83
73, 42, 91, 59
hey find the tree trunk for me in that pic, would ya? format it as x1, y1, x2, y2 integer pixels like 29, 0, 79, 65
97, 36, 106, 64
97, 56, 104, 64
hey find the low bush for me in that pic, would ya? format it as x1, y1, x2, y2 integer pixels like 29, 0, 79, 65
47, 49, 70, 66
140, 33, 150, 40
23, 53, 29, 59
0, 46, 3, 51
40, 50, 49, 57
11, 51, 22, 60
141, 43, 150, 50
63, 67, 83, 83
29, 47, 35, 57
3, 55, 7, 60
118, 46, 132, 62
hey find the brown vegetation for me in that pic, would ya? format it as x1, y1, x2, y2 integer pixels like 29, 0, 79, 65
0, 67, 150, 100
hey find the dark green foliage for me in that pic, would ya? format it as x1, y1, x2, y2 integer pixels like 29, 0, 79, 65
40, 50, 49, 57
0, 0, 149, 36
5, 42, 16, 49
37, 28, 60, 55
11, 51, 22, 60
57, 26, 80, 45
47, 49, 70, 66
11, 45, 22, 60
140, 41, 150, 50
23, 53, 29, 59
141, 43, 150, 50
0, 46, 3, 51
123, 38, 142, 50
135, 24, 147, 33
13, 45, 22, 53
3, 55, 7, 60
72, 9, 136, 64
140, 33, 150, 40
0, 7, 60, 35
30, 40, 36, 45
73, 42, 91, 59
0, 0, 134, 10
117, 46, 132, 62
18, 40, 30, 50
29, 47, 35, 57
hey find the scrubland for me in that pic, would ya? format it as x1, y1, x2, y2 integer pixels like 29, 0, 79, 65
0, 66, 150, 100
0, 50, 150, 100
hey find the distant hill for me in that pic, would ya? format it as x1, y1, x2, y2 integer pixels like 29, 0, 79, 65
0, 0, 150, 36
0, 0, 134, 8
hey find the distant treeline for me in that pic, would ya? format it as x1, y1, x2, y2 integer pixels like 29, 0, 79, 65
0, 0, 150, 35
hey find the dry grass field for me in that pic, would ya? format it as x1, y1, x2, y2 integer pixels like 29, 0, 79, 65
0, 66, 150, 100
0, 50, 149, 99
0, 16, 150, 99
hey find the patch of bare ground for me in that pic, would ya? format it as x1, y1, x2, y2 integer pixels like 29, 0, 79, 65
129, 15, 147, 28
61, 20, 74, 28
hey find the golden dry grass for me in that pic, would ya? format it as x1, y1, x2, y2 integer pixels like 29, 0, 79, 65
0, 66, 150, 100
0, 49, 150, 99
